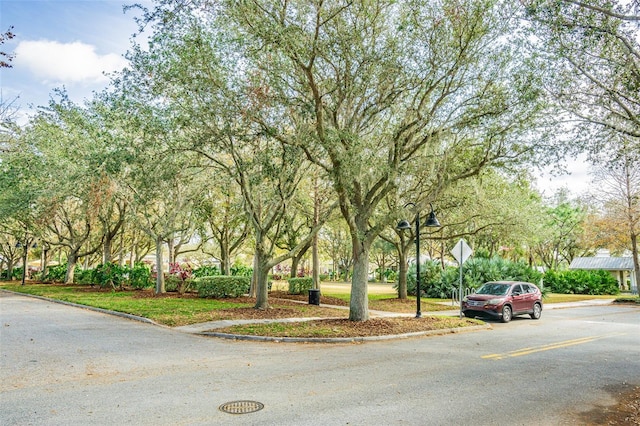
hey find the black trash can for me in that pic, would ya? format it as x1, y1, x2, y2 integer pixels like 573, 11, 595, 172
308, 289, 321, 305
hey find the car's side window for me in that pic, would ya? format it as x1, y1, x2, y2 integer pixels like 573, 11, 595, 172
522, 284, 531, 293
511, 284, 522, 295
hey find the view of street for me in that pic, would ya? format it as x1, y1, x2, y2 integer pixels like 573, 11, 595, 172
1, 292, 639, 425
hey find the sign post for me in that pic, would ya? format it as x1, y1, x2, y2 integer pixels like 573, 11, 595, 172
450, 239, 473, 318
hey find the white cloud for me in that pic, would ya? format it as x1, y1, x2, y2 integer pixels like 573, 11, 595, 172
14, 40, 128, 84
535, 154, 592, 198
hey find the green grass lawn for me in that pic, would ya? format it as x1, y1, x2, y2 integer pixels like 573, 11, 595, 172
0, 283, 254, 326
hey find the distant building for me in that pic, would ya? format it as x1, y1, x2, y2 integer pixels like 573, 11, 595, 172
569, 252, 638, 294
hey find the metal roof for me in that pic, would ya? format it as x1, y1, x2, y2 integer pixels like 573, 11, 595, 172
569, 257, 635, 271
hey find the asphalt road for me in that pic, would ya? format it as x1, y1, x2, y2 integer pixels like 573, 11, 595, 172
1, 292, 639, 426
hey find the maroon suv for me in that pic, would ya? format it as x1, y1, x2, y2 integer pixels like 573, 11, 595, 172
462, 281, 543, 323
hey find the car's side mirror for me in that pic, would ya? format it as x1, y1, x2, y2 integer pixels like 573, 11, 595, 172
512, 291, 521, 296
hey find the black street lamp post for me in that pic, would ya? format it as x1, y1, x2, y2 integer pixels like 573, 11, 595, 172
397, 203, 441, 318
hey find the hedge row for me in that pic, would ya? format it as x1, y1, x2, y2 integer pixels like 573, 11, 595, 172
75, 263, 153, 289
399, 257, 621, 297
194, 276, 251, 298
543, 269, 619, 295
288, 277, 313, 295
402, 257, 543, 298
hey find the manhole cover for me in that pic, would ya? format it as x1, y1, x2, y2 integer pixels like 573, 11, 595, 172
219, 400, 264, 414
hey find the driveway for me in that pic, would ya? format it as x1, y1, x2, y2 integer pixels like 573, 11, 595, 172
1, 292, 639, 425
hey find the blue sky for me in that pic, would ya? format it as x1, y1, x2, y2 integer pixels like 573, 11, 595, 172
1, 0, 151, 120
1, 0, 590, 196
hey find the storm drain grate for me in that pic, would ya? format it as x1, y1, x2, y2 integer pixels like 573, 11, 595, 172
219, 400, 264, 414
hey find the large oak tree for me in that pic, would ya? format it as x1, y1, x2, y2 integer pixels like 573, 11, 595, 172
225, 0, 550, 320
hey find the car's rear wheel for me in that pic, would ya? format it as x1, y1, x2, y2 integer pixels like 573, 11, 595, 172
530, 303, 542, 320
501, 305, 512, 323
463, 312, 475, 318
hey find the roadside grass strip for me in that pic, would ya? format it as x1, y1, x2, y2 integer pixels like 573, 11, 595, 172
482, 333, 627, 360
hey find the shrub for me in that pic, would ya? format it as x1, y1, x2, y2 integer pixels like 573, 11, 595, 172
168, 263, 194, 294
195, 275, 250, 298
129, 262, 153, 289
425, 266, 458, 299
397, 257, 544, 298
192, 265, 220, 278
230, 263, 253, 277
384, 268, 398, 283
11, 267, 24, 280
288, 277, 313, 295
74, 268, 94, 285
543, 269, 619, 295
91, 263, 130, 289
164, 274, 181, 292
402, 260, 447, 297
164, 275, 194, 294
44, 264, 68, 283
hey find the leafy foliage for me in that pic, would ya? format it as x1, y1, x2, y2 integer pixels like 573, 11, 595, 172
287, 277, 314, 295
192, 265, 221, 278
129, 263, 153, 290
44, 264, 69, 283
403, 261, 446, 298
230, 263, 253, 277
195, 276, 251, 298
398, 257, 543, 298
91, 263, 129, 289
543, 269, 620, 295
167, 262, 194, 294
73, 263, 153, 290
7, 266, 23, 280
0, 26, 15, 68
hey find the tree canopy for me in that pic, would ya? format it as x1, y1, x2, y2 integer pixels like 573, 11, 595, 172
0, 0, 637, 317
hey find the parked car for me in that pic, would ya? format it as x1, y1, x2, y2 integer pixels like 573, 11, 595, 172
462, 281, 543, 323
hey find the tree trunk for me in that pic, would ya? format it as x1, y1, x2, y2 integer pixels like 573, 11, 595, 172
349, 241, 370, 321
155, 236, 165, 294
65, 250, 77, 284
118, 228, 124, 266
167, 237, 175, 265
221, 256, 231, 276
631, 233, 640, 294
42, 248, 49, 280
397, 249, 408, 300
103, 236, 112, 264
221, 235, 231, 275
290, 256, 300, 278
7, 259, 14, 281
129, 232, 136, 268
312, 177, 320, 290
249, 252, 258, 298
254, 250, 270, 309
20, 247, 28, 285
312, 233, 320, 290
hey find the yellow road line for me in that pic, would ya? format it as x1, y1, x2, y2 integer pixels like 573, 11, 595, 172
482, 333, 627, 360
